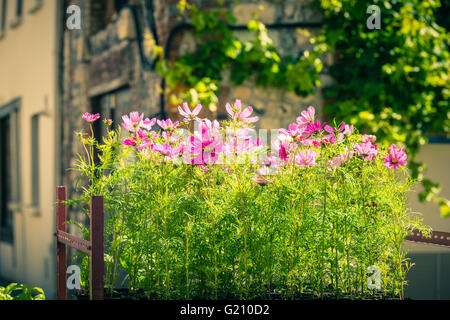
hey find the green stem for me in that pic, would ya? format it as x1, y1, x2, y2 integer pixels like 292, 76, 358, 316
237, 172, 248, 298
185, 223, 190, 299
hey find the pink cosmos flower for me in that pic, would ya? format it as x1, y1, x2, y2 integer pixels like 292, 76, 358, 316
296, 106, 315, 127
161, 130, 184, 145
178, 102, 202, 122
138, 139, 152, 151
157, 119, 180, 131
188, 120, 223, 165
82, 112, 101, 122
225, 137, 261, 156
189, 135, 223, 165
153, 143, 182, 160
279, 123, 306, 140
226, 100, 259, 123
227, 128, 261, 155
300, 137, 314, 147
329, 154, 346, 167
321, 123, 346, 145
142, 118, 156, 131
200, 119, 221, 133
122, 112, 144, 132
295, 149, 318, 167
305, 121, 326, 135
123, 138, 136, 146
324, 122, 345, 134
384, 144, 407, 169
123, 129, 149, 147
312, 140, 323, 148
343, 124, 354, 136
361, 134, 377, 143
274, 133, 295, 162
243, 136, 262, 155
324, 125, 334, 134
279, 144, 289, 161
261, 154, 283, 169
354, 141, 378, 161
223, 127, 257, 160
276, 136, 294, 162
322, 133, 337, 145
328, 149, 354, 167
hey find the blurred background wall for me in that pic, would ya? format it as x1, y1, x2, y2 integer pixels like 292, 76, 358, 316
404, 144, 450, 299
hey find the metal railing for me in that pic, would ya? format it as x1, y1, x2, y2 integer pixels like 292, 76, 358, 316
55, 186, 104, 300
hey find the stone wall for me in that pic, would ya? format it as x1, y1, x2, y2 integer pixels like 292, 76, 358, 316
62, 0, 330, 194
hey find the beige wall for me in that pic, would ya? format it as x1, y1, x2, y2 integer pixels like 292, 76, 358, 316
405, 143, 450, 253
0, 0, 61, 298
404, 144, 450, 299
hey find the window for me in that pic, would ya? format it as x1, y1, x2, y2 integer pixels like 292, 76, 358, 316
0, 0, 7, 37
89, 0, 128, 34
10, 0, 23, 29
90, 88, 130, 163
31, 114, 39, 207
0, 115, 12, 242
16, 0, 22, 17
0, 99, 20, 243
91, 95, 103, 165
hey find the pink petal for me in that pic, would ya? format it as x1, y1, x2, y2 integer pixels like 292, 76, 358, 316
178, 106, 188, 118
324, 125, 334, 133
183, 102, 190, 114
234, 99, 242, 111
193, 104, 202, 115
246, 116, 259, 123
225, 103, 234, 116
241, 106, 253, 118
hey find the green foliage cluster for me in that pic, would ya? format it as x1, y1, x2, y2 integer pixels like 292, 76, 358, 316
155, 2, 323, 111
0, 283, 45, 300
315, 0, 450, 216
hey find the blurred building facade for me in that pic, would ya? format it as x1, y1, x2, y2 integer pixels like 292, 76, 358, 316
0, 0, 448, 299
0, 0, 64, 297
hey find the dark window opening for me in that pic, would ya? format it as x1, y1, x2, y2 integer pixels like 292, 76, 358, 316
1, 0, 7, 33
16, 0, 23, 17
109, 94, 117, 131
90, 88, 130, 166
0, 114, 13, 242
31, 115, 39, 206
91, 96, 103, 166
89, 0, 129, 34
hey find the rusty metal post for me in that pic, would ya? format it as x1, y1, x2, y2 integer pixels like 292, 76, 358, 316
90, 196, 104, 300
56, 186, 67, 300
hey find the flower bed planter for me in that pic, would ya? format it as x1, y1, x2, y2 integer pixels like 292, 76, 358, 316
74, 288, 146, 300
72, 288, 402, 301
68, 102, 430, 300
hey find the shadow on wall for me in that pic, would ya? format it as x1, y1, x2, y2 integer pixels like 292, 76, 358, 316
405, 252, 450, 300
